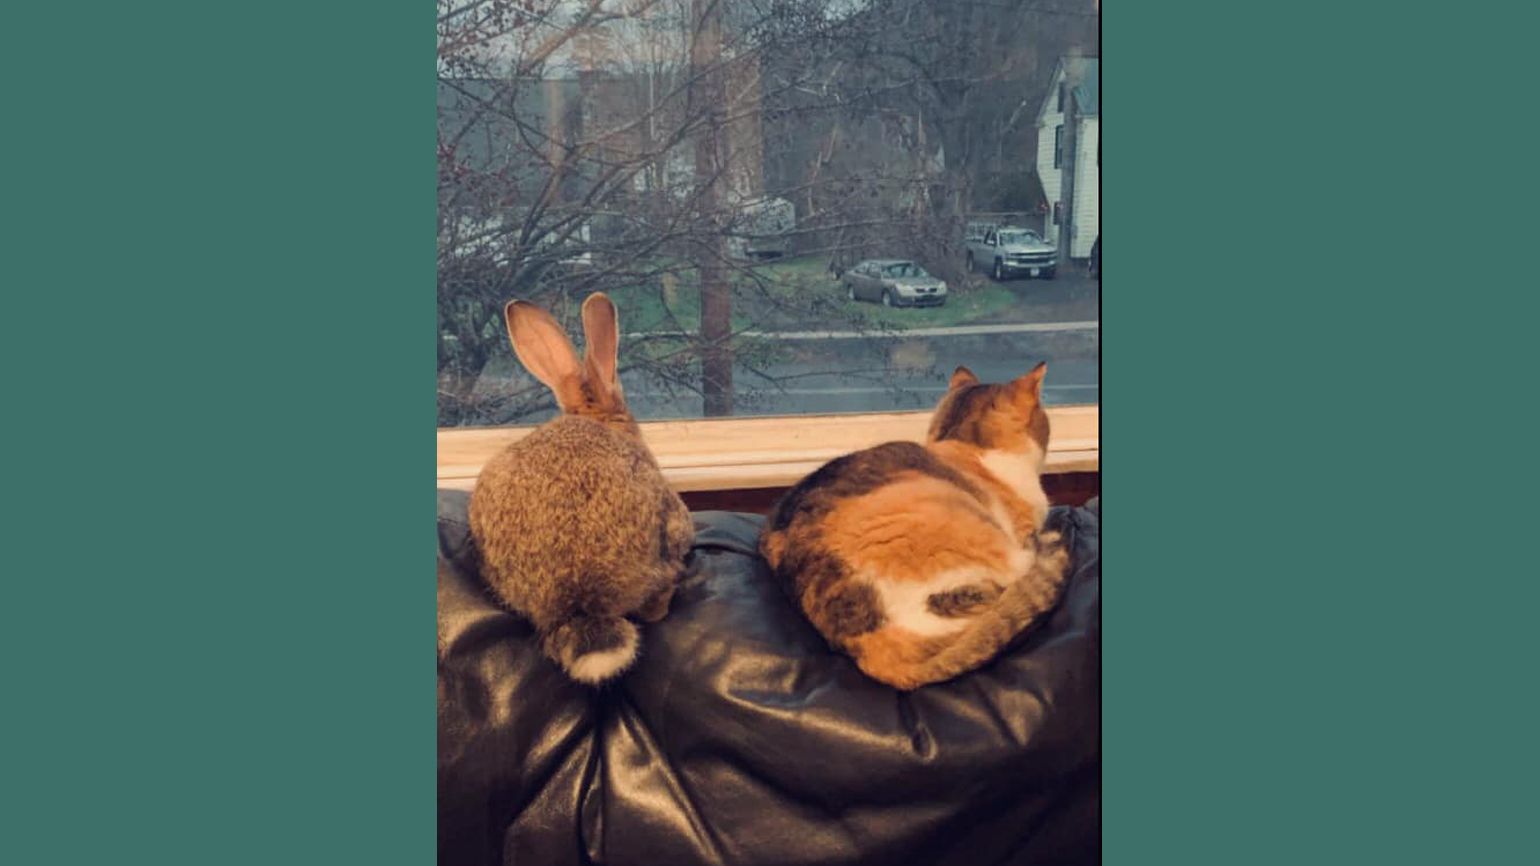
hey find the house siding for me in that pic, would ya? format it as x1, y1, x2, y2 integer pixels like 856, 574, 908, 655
1035, 59, 1099, 259
1071, 117, 1099, 259
1037, 68, 1067, 247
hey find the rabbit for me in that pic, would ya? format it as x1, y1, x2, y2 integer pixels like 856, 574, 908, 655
467, 292, 694, 685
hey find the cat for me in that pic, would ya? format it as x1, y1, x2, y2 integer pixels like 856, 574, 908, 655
759, 363, 1072, 690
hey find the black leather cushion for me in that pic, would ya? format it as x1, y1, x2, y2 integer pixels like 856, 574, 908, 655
438, 490, 1100, 866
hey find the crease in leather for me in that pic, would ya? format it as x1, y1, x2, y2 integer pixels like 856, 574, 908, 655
959, 674, 1045, 751
439, 604, 525, 664
604, 700, 729, 865
498, 734, 594, 866
895, 693, 937, 759
578, 726, 604, 865
496, 712, 596, 841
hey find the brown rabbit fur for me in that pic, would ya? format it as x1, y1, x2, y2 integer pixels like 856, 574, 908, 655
759, 363, 1071, 690
468, 293, 694, 685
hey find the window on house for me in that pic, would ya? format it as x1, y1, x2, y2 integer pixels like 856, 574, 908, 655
1053, 201, 1062, 226
1057, 82, 1065, 112
438, 2, 1101, 481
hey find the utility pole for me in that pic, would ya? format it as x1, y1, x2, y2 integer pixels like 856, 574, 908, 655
691, 0, 733, 416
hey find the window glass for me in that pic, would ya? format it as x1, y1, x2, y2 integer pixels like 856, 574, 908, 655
997, 229, 1042, 245
438, 0, 1100, 425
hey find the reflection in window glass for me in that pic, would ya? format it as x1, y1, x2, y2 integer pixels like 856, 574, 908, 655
438, 0, 1100, 426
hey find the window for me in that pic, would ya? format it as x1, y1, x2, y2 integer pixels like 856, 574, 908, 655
1057, 81, 1065, 112
997, 229, 1042, 245
438, 2, 1100, 483
1053, 201, 1062, 226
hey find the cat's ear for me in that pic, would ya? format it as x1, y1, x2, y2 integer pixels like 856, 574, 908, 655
1009, 362, 1047, 405
949, 366, 979, 390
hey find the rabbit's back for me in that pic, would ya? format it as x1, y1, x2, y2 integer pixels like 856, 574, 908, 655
468, 416, 673, 619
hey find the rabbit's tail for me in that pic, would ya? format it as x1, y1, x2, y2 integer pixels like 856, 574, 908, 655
543, 614, 640, 685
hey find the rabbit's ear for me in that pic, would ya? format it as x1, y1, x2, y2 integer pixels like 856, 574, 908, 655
505, 300, 582, 407
580, 293, 621, 394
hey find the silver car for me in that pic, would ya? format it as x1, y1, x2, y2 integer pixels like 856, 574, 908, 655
841, 259, 948, 308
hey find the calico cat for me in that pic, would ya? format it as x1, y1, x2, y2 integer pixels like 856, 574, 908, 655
759, 363, 1071, 690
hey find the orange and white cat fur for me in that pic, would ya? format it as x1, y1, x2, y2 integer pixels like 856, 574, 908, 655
759, 363, 1071, 690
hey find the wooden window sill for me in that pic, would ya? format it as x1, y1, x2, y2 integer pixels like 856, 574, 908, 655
437, 405, 1098, 493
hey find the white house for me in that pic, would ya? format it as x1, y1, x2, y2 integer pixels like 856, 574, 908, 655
1036, 56, 1099, 261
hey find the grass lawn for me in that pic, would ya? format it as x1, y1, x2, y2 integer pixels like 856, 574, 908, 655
849, 280, 1021, 328
607, 254, 1030, 334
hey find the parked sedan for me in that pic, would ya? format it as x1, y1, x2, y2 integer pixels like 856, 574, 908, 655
841, 259, 948, 308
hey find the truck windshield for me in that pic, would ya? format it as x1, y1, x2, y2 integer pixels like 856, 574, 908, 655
997, 230, 1040, 244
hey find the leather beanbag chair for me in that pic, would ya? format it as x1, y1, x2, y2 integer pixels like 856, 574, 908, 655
438, 490, 1101, 866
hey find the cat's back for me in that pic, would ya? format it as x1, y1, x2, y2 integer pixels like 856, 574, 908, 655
761, 441, 984, 562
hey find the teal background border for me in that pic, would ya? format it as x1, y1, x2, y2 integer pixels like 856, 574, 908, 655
4, 1, 1533, 863
6, 2, 434, 863
1110, 2, 1532, 863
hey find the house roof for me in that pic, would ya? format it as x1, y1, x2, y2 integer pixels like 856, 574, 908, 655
1067, 57, 1099, 115
1037, 56, 1099, 123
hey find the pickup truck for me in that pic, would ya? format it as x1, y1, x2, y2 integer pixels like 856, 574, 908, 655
964, 225, 1057, 281
725, 196, 796, 260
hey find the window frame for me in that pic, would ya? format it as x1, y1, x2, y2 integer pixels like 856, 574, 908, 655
438, 406, 1099, 493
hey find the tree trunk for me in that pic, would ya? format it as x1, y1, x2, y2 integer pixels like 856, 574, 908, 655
692, 0, 733, 416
